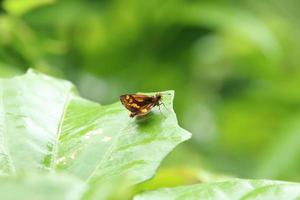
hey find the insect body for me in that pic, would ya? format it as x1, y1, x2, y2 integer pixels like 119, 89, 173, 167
120, 93, 163, 117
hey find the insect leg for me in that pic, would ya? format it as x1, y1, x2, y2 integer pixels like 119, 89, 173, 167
157, 104, 167, 117
129, 112, 137, 117
160, 102, 169, 112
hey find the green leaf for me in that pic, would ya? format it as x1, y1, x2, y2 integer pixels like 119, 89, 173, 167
0, 173, 85, 200
0, 69, 191, 199
3, 0, 55, 16
0, 63, 23, 78
134, 179, 300, 200
254, 119, 300, 179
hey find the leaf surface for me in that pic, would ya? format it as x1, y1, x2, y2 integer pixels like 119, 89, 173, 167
0, 173, 85, 200
0, 70, 191, 199
134, 179, 300, 200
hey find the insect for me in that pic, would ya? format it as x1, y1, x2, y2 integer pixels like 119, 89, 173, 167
120, 93, 166, 117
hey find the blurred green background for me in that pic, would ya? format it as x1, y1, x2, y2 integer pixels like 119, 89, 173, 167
1, 0, 300, 186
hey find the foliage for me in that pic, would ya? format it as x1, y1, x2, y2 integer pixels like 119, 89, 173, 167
0, 70, 190, 199
135, 179, 300, 200
2, 70, 300, 200
1, 0, 300, 199
1, 0, 300, 181
0, 173, 85, 200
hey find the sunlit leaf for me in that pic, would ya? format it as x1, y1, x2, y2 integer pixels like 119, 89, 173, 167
0, 69, 191, 199
3, 0, 55, 16
0, 173, 85, 200
134, 179, 300, 200
0, 63, 23, 78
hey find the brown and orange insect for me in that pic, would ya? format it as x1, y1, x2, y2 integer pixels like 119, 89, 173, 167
120, 93, 164, 117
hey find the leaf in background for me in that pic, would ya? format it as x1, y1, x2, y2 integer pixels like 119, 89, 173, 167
254, 118, 300, 180
133, 166, 234, 198
3, 0, 55, 16
0, 69, 191, 199
0, 63, 23, 78
0, 173, 85, 200
134, 179, 300, 200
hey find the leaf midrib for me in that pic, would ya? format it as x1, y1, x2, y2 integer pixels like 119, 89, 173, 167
49, 87, 73, 171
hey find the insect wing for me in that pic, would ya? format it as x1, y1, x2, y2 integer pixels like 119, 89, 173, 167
120, 95, 140, 112
120, 94, 158, 117
139, 102, 156, 115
